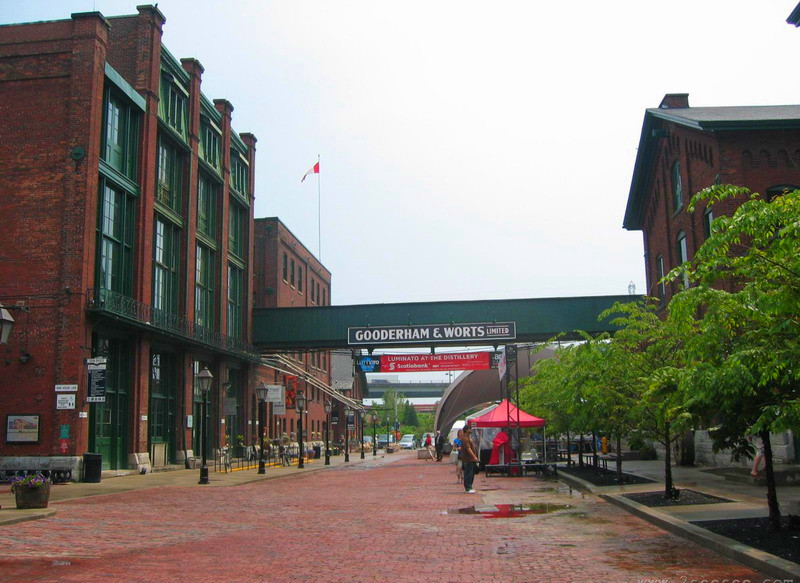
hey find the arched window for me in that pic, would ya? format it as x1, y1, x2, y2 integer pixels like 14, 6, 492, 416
766, 184, 799, 202
672, 161, 683, 211
676, 231, 689, 289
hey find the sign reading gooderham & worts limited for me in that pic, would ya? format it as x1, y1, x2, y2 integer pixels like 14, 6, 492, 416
348, 322, 516, 345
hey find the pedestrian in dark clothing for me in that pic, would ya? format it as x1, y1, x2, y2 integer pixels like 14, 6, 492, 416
461, 426, 479, 493
435, 430, 445, 462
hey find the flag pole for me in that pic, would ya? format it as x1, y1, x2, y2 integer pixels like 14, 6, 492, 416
317, 154, 321, 260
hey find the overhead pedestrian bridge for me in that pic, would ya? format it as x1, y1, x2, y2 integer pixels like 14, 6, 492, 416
253, 294, 641, 351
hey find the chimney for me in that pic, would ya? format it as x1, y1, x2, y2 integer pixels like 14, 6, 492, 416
659, 94, 689, 109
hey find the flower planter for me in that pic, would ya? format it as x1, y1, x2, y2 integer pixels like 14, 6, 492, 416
15, 483, 50, 509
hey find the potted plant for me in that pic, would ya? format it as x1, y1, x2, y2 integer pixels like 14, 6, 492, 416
235, 434, 246, 458
11, 472, 50, 509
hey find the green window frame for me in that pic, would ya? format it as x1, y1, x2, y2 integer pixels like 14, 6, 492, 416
298, 267, 303, 293
197, 174, 218, 240
672, 161, 683, 212
159, 76, 188, 139
676, 231, 689, 289
156, 136, 183, 214
290, 259, 295, 287
98, 179, 135, 295
282, 253, 288, 282
227, 264, 243, 339
195, 243, 216, 331
230, 154, 249, 197
228, 201, 245, 259
200, 123, 221, 171
154, 217, 181, 315
102, 88, 139, 180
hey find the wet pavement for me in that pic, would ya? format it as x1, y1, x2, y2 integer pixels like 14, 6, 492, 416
0, 452, 773, 582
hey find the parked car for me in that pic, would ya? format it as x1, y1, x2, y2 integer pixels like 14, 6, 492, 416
376, 434, 395, 448
399, 434, 416, 450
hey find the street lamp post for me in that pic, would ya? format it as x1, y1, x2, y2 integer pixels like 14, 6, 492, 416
196, 367, 213, 485
255, 382, 269, 474
386, 417, 391, 453
343, 406, 350, 463
371, 413, 378, 457
296, 390, 306, 469
359, 409, 365, 459
324, 399, 331, 466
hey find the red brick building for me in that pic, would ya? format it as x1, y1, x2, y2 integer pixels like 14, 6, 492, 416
623, 93, 800, 465
0, 7, 262, 475
253, 218, 356, 445
623, 93, 800, 305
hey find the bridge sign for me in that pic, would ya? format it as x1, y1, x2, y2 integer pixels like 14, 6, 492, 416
348, 322, 515, 346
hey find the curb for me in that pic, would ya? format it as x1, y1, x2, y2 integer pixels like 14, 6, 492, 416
558, 469, 800, 582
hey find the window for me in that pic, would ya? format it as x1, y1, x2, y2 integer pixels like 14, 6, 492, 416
298, 267, 303, 293
656, 255, 666, 301
200, 123, 221, 171
676, 231, 689, 289
230, 154, 249, 196
282, 253, 288, 281
153, 217, 180, 315
703, 208, 714, 239
228, 201, 245, 259
156, 137, 183, 214
766, 184, 799, 202
195, 244, 216, 331
290, 259, 295, 287
159, 76, 188, 138
197, 174, 218, 239
227, 264, 243, 339
322, 288, 327, 306
98, 181, 135, 294
672, 161, 683, 212
102, 89, 139, 180
311, 278, 316, 303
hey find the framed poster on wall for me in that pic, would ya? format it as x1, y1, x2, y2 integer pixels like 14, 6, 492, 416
6, 414, 40, 443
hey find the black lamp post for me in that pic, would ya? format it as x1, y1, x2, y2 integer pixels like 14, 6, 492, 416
296, 390, 306, 469
371, 413, 378, 456
255, 382, 268, 474
197, 367, 213, 485
386, 417, 391, 453
343, 405, 350, 462
324, 399, 331, 466
359, 409, 365, 459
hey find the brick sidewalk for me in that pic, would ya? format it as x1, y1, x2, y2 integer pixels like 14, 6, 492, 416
0, 452, 765, 583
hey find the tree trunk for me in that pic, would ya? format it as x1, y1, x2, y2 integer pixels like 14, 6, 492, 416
566, 430, 571, 467
664, 423, 673, 498
592, 431, 598, 468
761, 430, 781, 532
578, 434, 584, 468
616, 435, 623, 481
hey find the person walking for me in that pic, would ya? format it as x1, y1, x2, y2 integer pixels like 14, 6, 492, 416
461, 426, 479, 493
424, 433, 435, 460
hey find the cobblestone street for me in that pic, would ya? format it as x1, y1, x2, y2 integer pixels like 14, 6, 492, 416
0, 452, 766, 583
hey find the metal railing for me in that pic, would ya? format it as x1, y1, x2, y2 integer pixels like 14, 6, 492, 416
87, 287, 259, 360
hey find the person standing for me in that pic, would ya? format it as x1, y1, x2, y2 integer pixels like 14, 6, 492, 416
461, 426, 479, 494
454, 429, 464, 484
435, 430, 445, 462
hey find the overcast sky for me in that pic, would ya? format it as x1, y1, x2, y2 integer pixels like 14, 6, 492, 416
5, 1, 800, 308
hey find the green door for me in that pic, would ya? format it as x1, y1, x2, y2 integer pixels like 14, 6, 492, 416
149, 351, 177, 466
89, 338, 130, 470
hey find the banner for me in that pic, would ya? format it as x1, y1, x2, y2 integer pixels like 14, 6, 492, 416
356, 352, 495, 373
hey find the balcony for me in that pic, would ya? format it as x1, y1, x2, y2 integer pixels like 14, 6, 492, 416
87, 288, 260, 361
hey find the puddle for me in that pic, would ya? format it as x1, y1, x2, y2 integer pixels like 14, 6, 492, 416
446, 503, 571, 518
532, 486, 584, 499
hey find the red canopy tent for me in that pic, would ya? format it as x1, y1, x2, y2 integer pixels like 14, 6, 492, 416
466, 399, 546, 428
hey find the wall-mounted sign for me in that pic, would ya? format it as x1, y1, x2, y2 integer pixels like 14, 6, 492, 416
273, 403, 286, 415
357, 352, 493, 373
55, 384, 78, 392
223, 398, 238, 416
348, 322, 516, 346
6, 414, 40, 443
87, 357, 107, 403
265, 384, 284, 404
56, 394, 76, 410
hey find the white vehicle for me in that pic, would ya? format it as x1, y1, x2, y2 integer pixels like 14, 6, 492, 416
399, 434, 416, 449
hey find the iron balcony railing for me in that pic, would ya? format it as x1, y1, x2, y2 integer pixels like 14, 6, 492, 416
87, 287, 260, 360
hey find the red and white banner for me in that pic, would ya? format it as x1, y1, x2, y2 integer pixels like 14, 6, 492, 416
381, 352, 491, 373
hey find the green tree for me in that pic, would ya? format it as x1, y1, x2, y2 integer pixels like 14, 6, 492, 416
668, 184, 800, 532
402, 401, 419, 426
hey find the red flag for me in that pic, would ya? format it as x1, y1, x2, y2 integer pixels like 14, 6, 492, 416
301, 161, 319, 182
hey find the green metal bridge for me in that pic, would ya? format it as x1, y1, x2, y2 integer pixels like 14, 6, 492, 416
253, 294, 641, 351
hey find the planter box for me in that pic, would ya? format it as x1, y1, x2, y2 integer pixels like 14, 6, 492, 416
15, 483, 50, 509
